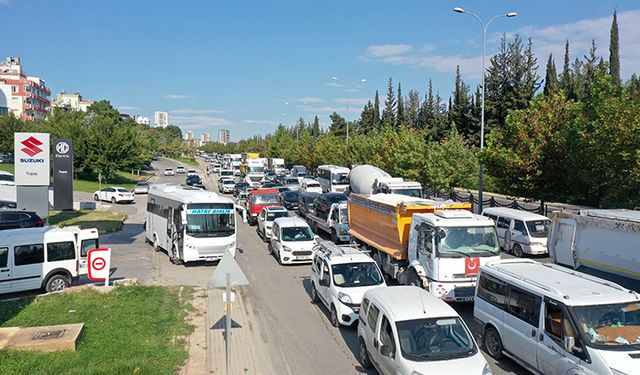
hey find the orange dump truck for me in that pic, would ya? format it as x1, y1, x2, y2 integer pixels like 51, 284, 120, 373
348, 193, 472, 261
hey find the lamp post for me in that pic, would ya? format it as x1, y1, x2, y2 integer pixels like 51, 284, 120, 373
331, 76, 367, 145
453, 7, 517, 212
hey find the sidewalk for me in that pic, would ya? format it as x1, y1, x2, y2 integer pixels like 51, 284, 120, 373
207, 287, 276, 375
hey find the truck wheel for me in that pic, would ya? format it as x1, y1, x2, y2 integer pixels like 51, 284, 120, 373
512, 244, 524, 258
94, 194, 99, 201
359, 338, 373, 369
406, 270, 423, 288
330, 305, 339, 327
45, 274, 71, 293
311, 283, 319, 303
331, 230, 339, 244
484, 326, 504, 360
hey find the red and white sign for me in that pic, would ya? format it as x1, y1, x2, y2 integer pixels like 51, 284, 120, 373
465, 257, 480, 276
88, 248, 111, 284
14, 132, 50, 186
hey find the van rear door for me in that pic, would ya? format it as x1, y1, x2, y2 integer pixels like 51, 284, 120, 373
77, 229, 99, 276
0, 246, 10, 294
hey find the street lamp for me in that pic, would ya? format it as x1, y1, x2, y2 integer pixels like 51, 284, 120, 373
453, 7, 517, 212
331, 76, 367, 144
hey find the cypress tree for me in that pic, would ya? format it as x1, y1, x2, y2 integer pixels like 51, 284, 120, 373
312, 115, 321, 136
609, 10, 621, 86
560, 40, 574, 99
396, 82, 404, 126
544, 54, 559, 96
373, 91, 381, 128
405, 89, 420, 128
381, 78, 396, 127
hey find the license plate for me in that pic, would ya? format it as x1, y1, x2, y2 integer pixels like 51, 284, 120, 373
205, 256, 217, 261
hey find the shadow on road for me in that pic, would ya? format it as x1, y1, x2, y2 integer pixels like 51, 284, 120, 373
101, 223, 144, 245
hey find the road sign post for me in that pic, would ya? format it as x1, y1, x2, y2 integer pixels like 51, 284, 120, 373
208, 251, 249, 375
87, 248, 111, 287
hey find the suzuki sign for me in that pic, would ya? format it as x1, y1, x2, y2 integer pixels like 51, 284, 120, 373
14, 133, 50, 186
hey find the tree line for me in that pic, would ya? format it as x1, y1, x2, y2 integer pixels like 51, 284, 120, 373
0, 101, 187, 181
204, 11, 640, 209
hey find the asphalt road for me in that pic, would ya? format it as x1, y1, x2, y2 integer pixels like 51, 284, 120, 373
104, 157, 539, 375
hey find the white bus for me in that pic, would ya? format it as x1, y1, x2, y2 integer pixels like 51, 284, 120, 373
145, 184, 238, 264
317, 165, 350, 193
0, 226, 99, 294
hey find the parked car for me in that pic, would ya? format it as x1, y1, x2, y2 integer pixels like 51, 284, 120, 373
176, 166, 186, 174
482, 207, 550, 257
475, 259, 640, 375
93, 187, 135, 204
186, 174, 202, 186
134, 181, 150, 194
0, 171, 14, 186
298, 191, 320, 218
164, 168, 175, 176
311, 242, 385, 327
257, 206, 289, 242
268, 217, 317, 265
234, 182, 251, 197
0, 210, 44, 230
278, 190, 299, 210
218, 178, 236, 194
358, 286, 489, 374
314, 192, 347, 220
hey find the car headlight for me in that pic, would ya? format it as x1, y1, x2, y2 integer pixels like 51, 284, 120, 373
283, 246, 292, 252
483, 363, 493, 375
611, 369, 628, 375
338, 292, 352, 304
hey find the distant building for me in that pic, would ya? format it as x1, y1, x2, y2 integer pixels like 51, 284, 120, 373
218, 129, 230, 145
134, 115, 150, 126
201, 132, 210, 144
0, 57, 51, 120
154, 111, 169, 128
185, 131, 194, 141
51, 92, 93, 112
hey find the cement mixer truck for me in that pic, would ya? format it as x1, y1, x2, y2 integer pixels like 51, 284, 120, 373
347, 164, 423, 198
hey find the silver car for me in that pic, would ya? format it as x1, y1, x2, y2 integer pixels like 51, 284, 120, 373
134, 181, 150, 194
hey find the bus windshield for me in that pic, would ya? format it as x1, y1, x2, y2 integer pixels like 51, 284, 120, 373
437, 226, 499, 257
186, 203, 235, 238
331, 172, 349, 184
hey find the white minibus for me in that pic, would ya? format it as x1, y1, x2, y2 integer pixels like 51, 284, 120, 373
482, 207, 550, 257
317, 165, 350, 193
145, 184, 238, 264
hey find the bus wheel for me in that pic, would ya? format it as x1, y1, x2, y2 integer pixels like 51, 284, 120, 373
153, 235, 160, 252
170, 247, 182, 265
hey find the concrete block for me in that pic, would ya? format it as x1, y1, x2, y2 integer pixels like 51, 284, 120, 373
73, 201, 96, 210
0, 323, 84, 352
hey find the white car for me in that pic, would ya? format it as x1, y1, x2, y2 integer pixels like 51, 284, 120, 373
163, 168, 174, 176
0, 171, 15, 186
218, 178, 236, 194
301, 178, 323, 194
268, 217, 317, 265
176, 166, 186, 174
187, 169, 198, 176
311, 241, 385, 327
358, 286, 491, 375
257, 206, 289, 242
93, 186, 135, 204
212, 164, 221, 173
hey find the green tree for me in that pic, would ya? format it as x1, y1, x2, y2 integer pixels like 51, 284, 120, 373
422, 127, 479, 193
311, 115, 321, 136
358, 101, 376, 134
405, 89, 420, 128
449, 66, 476, 145
543, 54, 559, 96
609, 10, 621, 86
559, 40, 575, 99
381, 78, 396, 127
396, 82, 404, 126
373, 91, 381, 129
0, 114, 25, 153
328, 112, 348, 137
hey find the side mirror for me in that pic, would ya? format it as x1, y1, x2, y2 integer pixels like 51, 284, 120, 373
563, 336, 575, 352
319, 278, 329, 287
314, 235, 320, 241
380, 344, 394, 358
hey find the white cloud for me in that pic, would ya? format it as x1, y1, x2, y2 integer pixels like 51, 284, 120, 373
0, 0, 10, 5
290, 97, 324, 104
170, 108, 225, 114
164, 94, 192, 100
172, 115, 233, 129
243, 119, 276, 125
361, 10, 640, 80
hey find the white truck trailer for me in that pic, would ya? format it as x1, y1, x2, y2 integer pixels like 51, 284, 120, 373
305, 201, 350, 244
549, 209, 640, 284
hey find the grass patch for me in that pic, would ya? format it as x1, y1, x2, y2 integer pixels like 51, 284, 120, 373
0, 163, 14, 173
73, 171, 147, 193
49, 210, 127, 234
0, 285, 194, 375
173, 157, 198, 167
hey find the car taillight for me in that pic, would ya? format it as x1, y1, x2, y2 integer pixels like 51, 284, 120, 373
37, 220, 45, 226
119, 194, 124, 197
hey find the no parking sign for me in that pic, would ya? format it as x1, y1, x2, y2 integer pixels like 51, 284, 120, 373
88, 248, 112, 286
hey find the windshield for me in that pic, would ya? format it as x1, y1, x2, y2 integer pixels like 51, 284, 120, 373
437, 226, 500, 257
266, 211, 288, 221
526, 219, 550, 238
283, 192, 299, 202
186, 203, 235, 238
136, 183, 148, 187
249, 166, 265, 173
251, 194, 279, 205
221, 171, 233, 176
396, 317, 476, 362
223, 180, 234, 185
328, 194, 347, 204
573, 302, 640, 348
117, 188, 130, 193
339, 208, 349, 224
281, 226, 314, 241
391, 188, 423, 198
285, 178, 299, 185
331, 262, 382, 287
331, 172, 349, 184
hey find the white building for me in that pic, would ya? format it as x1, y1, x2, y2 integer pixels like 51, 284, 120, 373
50, 92, 93, 112
134, 115, 150, 126
218, 129, 230, 145
185, 131, 194, 141
0, 57, 51, 120
201, 132, 209, 144
154, 111, 169, 128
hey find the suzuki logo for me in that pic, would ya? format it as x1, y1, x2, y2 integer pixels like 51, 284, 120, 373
21, 136, 44, 157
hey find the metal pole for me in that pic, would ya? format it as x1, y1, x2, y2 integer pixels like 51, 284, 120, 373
479, 24, 486, 214
225, 272, 231, 375
346, 86, 350, 145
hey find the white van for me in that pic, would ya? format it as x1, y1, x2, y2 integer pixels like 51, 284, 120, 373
358, 286, 491, 375
300, 178, 323, 194
475, 259, 640, 375
482, 207, 550, 257
0, 227, 99, 294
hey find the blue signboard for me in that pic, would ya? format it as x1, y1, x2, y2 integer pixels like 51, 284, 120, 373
187, 208, 234, 215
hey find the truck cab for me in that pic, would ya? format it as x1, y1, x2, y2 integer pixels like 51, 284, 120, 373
246, 188, 280, 225
405, 210, 501, 302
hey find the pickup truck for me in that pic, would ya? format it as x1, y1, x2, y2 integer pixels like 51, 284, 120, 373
305, 201, 350, 244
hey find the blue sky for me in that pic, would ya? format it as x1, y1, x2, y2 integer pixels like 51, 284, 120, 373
3, 0, 639, 141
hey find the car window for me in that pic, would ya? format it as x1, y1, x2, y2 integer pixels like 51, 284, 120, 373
81, 239, 99, 258
47, 241, 76, 262
0, 247, 7, 268
367, 304, 381, 330
380, 315, 396, 354
514, 220, 526, 233
3, 212, 21, 221
14, 244, 45, 266
497, 217, 510, 229
508, 286, 541, 326
361, 298, 370, 325
477, 273, 508, 309
117, 188, 129, 193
